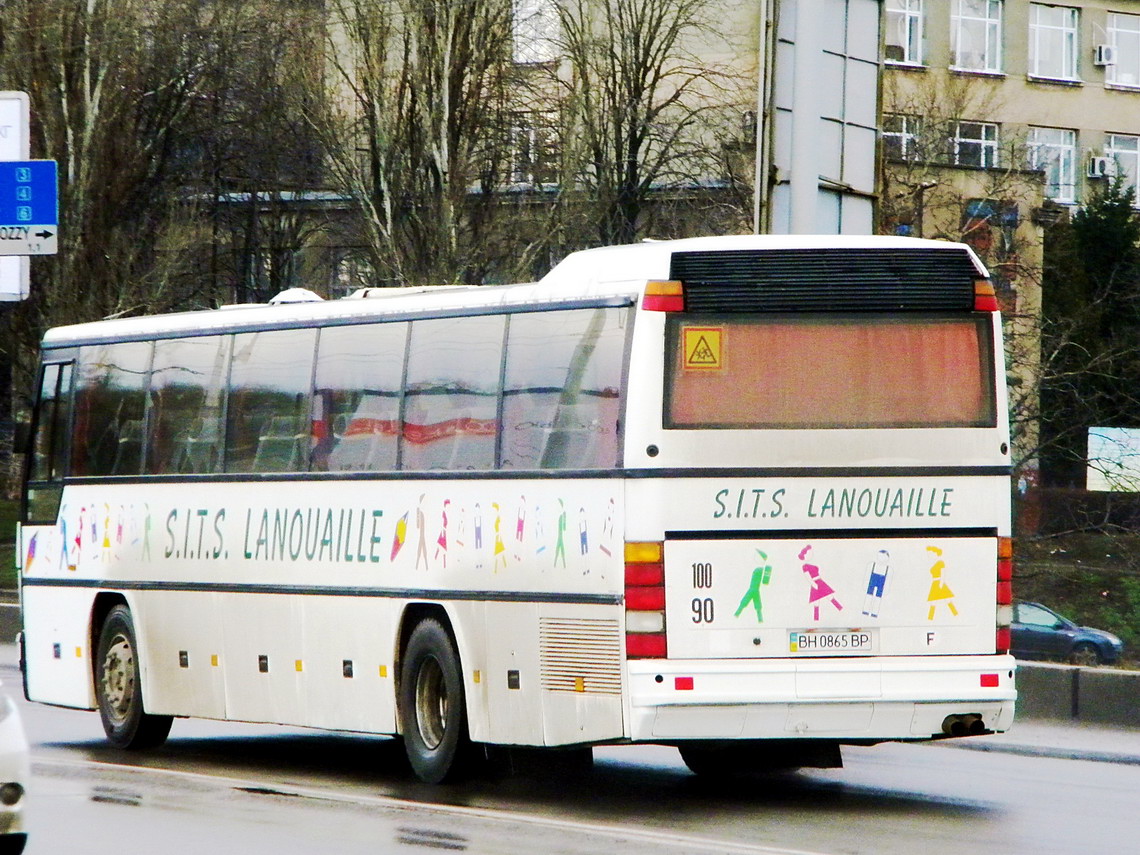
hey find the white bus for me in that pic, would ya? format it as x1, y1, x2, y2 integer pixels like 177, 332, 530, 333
18, 235, 1016, 783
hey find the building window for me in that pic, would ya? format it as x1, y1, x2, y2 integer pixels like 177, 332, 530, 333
1027, 127, 1077, 203
1107, 12, 1140, 88
952, 0, 1003, 72
951, 121, 999, 167
508, 113, 559, 186
885, 0, 924, 65
1029, 4, 1078, 80
1105, 134, 1140, 203
883, 114, 922, 161
513, 0, 560, 65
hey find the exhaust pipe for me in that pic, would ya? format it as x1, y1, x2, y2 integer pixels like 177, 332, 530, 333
941, 713, 989, 737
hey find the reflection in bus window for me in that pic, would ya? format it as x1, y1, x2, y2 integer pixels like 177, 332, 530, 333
404, 315, 505, 470
312, 322, 407, 472
147, 336, 231, 474
71, 342, 153, 476
26, 362, 73, 522
501, 308, 626, 469
226, 328, 318, 473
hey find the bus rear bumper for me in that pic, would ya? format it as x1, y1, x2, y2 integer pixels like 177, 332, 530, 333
626, 655, 1016, 742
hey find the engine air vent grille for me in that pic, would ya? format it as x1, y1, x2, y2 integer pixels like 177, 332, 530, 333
539, 617, 623, 695
670, 247, 979, 313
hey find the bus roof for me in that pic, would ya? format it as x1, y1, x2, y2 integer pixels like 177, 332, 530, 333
41, 234, 989, 348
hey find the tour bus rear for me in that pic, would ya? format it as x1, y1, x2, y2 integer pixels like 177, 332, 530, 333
611, 238, 1015, 751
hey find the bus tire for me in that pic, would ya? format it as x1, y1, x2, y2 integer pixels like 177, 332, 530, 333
399, 618, 474, 783
95, 605, 173, 750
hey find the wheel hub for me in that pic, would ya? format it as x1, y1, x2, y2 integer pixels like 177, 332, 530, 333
102, 634, 135, 724
414, 655, 449, 750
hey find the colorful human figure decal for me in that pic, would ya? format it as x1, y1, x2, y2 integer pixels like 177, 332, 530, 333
474, 503, 483, 568
533, 502, 546, 555
862, 549, 890, 618
735, 549, 773, 622
800, 545, 843, 621
390, 511, 409, 561
599, 498, 615, 558
925, 545, 959, 620
514, 496, 526, 562
492, 503, 507, 571
415, 494, 429, 570
434, 499, 450, 568
578, 507, 590, 575
24, 533, 37, 574
553, 500, 567, 569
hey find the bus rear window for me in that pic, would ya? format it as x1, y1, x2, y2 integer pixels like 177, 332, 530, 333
665, 315, 995, 429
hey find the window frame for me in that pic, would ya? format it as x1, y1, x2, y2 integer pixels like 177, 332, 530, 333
512, 0, 560, 65
1026, 126, 1077, 203
1105, 133, 1140, 206
951, 120, 1000, 168
882, 113, 922, 162
951, 0, 1004, 73
1107, 11, 1140, 89
885, 0, 924, 66
1028, 3, 1079, 81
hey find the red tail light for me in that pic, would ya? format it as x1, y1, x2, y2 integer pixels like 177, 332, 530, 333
642, 280, 684, 312
974, 278, 999, 312
996, 536, 1013, 653
625, 542, 666, 659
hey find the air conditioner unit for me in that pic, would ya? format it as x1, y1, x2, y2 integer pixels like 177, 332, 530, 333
1095, 44, 1118, 67
1087, 156, 1113, 179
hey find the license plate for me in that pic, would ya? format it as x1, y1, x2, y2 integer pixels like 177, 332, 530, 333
789, 629, 874, 655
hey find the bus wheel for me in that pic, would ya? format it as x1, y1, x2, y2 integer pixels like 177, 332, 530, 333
399, 619, 474, 783
95, 605, 173, 750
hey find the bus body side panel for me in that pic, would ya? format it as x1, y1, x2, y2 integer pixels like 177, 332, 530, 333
21, 581, 98, 710
137, 590, 225, 719
21, 480, 627, 745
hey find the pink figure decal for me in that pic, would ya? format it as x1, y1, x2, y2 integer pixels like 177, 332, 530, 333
434, 499, 450, 568
800, 545, 843, 621
599, 498, 615, 557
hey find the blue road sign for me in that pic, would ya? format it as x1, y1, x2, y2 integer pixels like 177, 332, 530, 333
0, 160, 58, 255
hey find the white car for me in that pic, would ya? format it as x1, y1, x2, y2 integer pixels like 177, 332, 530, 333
0, 687, 27, 855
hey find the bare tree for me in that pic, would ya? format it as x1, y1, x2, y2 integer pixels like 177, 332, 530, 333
551, 0, 748, 245
314, 0, 518, 286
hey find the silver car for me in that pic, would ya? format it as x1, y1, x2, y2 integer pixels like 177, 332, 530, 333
0, 687, 27, 855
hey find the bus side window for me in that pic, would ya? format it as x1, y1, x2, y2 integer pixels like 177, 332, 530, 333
501, 307, 626, 470
312, 322, 407, 473
147, 336, 231, 475
71, 341, 152, 476
24, 361, 73, 523
226, 329, 317, 473
404, 315, 505, 471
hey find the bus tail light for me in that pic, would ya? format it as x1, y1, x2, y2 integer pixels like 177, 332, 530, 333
996, 536, 1013, 653
642, 280, 684, 312
974, 278, 999, 312
625, 542, 667, 658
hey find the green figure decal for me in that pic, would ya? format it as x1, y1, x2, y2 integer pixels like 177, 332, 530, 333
735, 549, 773, 622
